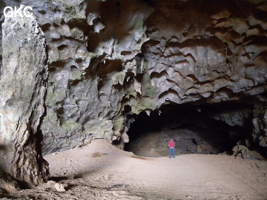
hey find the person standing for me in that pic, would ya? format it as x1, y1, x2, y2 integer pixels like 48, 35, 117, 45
168, 138, 175, 158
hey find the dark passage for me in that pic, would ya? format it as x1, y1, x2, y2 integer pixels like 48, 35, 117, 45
124, 102, 254, 157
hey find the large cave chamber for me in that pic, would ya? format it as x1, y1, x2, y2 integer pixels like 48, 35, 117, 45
2, 0, 267, 193
124, 100, 266, 159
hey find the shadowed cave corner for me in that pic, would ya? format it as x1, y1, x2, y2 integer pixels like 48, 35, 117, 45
124, 101, 266, 160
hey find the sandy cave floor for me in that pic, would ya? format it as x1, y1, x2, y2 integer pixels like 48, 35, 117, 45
2, 139, 267, 200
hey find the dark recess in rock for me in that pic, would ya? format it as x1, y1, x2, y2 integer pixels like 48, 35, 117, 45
125, 101, 262, 158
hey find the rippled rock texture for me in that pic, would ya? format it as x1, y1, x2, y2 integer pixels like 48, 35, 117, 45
1, 0, 267, 157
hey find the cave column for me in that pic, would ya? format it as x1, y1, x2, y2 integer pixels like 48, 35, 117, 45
0, 5, 49, 188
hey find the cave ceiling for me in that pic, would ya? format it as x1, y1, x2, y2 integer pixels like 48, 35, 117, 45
0, 0, 267, 156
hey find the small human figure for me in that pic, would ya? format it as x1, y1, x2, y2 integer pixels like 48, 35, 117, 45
168, 138, 175, 158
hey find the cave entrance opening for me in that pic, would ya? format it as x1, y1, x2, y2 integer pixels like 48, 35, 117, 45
124, 102, 253, 157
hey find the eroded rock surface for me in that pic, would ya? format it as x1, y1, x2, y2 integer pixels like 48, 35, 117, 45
0, 0, 267, 158
0, 5, 49, 188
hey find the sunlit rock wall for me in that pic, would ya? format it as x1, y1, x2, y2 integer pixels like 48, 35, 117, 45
1, 0, 267, 154
0, 5, 49, 187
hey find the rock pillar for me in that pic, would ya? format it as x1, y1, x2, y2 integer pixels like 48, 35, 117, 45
0, 5, 49, 188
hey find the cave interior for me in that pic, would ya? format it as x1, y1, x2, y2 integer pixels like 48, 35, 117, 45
124, 99, 264, 158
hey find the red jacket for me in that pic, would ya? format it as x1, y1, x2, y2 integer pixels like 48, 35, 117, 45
168, 140, 175, 148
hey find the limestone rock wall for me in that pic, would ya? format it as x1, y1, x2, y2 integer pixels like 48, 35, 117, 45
30, 0, 153, 153
1, 0, 267, 155
0, 5, 49, 187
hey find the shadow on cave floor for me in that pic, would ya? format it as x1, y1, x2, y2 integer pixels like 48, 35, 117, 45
48, 176, 69, 182
124, 102, 263, 159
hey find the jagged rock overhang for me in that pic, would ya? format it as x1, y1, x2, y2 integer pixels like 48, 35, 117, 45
1, 0, 267, 156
